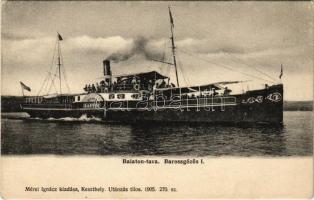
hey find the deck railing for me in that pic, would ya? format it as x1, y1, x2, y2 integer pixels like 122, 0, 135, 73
23, 96, 236, 112
105, 96, 237, 111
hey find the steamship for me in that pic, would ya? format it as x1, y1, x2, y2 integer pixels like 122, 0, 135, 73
20, 8, 283, 124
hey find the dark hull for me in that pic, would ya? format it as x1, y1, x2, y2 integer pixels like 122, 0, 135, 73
23, 109, 101, 119
22, 84, 283, 124
105, 105, 282, 124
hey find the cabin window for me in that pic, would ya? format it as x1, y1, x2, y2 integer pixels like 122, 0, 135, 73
109, 94, 115, 99
77, 96, 80, 101
117, 94, 125, 99
131, 94, 140, 99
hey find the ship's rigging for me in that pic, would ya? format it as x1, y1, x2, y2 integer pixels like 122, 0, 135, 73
175, 14, 281, 85
150, 6, 279, 87
37, 6, 280, 96
20, 6, 283, 125
146, 7, 278, 90
37, 33, 70, 96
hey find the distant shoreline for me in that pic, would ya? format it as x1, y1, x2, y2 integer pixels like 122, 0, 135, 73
1, 95, 313, 112
283, 101, 313, 111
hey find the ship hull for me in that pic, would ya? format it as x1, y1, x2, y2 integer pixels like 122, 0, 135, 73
104, 103, 282, 125
22, 84, 283, 125
23, 108, 101, 119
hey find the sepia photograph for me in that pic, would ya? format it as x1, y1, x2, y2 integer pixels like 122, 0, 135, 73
1, 1, 313, 198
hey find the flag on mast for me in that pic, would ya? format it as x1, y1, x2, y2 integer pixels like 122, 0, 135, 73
168, 7, 174, 27
20, 81, 31, 92
279, 64, 283, 79
57, 32, 63, 41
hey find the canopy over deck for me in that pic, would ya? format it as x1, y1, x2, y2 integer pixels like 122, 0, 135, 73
155, 84, 220, 94
155, 81, 245, 94
115, 71, 169, 80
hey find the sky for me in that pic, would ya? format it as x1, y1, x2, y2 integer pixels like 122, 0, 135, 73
1, 1, 313, 100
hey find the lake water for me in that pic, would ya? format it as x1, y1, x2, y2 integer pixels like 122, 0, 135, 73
1, 112, 312, 156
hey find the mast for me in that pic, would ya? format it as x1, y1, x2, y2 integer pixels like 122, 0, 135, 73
57, 40, 61, 94
57, 33, 63, 94
169, 6, 180, 87
37, 33, 67, 96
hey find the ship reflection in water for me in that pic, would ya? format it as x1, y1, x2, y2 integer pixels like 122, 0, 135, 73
1, 112, 312, 156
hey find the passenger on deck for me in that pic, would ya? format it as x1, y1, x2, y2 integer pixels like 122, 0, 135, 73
91, 84, 96, 93
100, 80, 105, 87
160, 80, 166, 88
152, 83, 157, 90
101, 81, 106, 92
84, 84, 88, 92
131, 77, 137, 85
96, 83, 100, 93
265, 84, 269, 89
117, 77, 121, 83
113, 81, 117, 91
171, 83, 176, 88
87, 84, 91, 93
213, 88, 218, 96
223, 87, 232, 96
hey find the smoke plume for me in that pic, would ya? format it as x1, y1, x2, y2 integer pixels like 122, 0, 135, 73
106, 36, 165, 63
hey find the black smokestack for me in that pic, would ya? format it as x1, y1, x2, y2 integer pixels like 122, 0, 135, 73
103, 59, 111, 76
